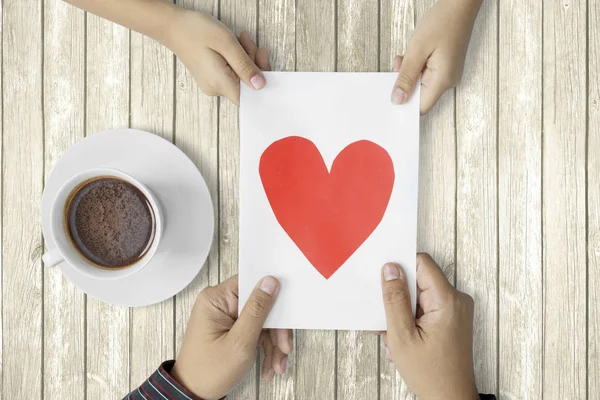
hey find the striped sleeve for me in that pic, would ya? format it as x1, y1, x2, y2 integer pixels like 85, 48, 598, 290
123, 360, 211, 400
124, 360, 494, 400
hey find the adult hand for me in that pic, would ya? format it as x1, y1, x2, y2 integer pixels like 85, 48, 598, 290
390, 0, 482, 114
381, 254, 478, 400
171, 275, 292, 400
165, 8, 270, 105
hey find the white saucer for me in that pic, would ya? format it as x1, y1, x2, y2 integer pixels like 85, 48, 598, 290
41, 129, 214, 307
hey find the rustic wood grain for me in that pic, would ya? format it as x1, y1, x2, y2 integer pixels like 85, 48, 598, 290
42, 1, 86, 399
0, 0, 3, 393
173, 0, 220, 354
455, 1, 498, 394
129, 17, 175, 389
336, 0, 380, 399
218, 0, 259, 398
2, 0, 44, 398
497, 1, 543, 399
294, 1, 337, 399
85, 13, 130, 399
2, 1, 598, 398
378, 0, 416, 398
589, 0, 600, 396
542, 0, 587, 398
414, 0, 456, 283
257, 0, 296, 397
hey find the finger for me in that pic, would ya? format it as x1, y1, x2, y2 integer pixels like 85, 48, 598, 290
216, 274, 240, 318
205, 49, 242, 105
385, 344, 391, 360
269, 329, 278, 351
219, 34, 266, 90
215, 64, 241, 105
419, 67, 450, 114
381, 263, 416, 346
272, 346, 288, 375
416, 253, 453, 293
274, 328, 293, 354
260, 331, 275, 381
230, 276, 280, 348
218, 274, 239, 295
391, 46, 428, 104
238, 30, 258, 61
416, 253, 455, 314
392, 55, 403, 72
256, 48, 271, 71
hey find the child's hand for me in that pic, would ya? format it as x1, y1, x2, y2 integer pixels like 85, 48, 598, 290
390, 0, 482, 114
381, 254, 479, 400
171, 275, 292, 399
166, 9, 271, 105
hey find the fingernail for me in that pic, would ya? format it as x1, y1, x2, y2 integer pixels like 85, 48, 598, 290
267, 368, 275, 380
259, 276, 277, 295
385, 345, 391, 358
383, 263, 400, 281
391, 87, 406, 104
250, 73, 266, 90
281, 356, 288, 372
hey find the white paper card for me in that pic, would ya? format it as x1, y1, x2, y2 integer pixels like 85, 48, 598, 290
239, 72, 419, 330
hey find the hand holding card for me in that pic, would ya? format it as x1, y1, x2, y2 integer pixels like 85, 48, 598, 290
172, 275, 293, 399
239, 72, 420, 330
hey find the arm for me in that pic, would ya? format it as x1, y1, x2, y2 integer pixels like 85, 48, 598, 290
391, 0, 483, 114
66, 0, 178, 47
66, 0, 270, 104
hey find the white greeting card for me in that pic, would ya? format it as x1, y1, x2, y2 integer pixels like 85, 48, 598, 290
239, 72, 419, 330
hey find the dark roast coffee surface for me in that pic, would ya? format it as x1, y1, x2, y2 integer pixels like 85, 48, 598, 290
66, 177, 155, 268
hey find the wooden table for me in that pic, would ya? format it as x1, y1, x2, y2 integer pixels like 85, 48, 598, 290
2, 0, 598, 399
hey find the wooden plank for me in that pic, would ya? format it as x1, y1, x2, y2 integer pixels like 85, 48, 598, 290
542, 0, 587, 398
588, 0, 600, 396
42, 1, 86, 399
129, 14, 175, 389
256, 0, 295, 397
0, 0, 4, 395
336, 0, 379, 399
409, 0, 457, 388
497, 1, 543, 398
413, 0, 456, 281
378, 0, 415, 398
294, 1, 337, 399
85, 13, 130, 399
2, 0, 44, 397
218, 0, 258, 398
455, 1, 497, 394
173, 0, 220, 353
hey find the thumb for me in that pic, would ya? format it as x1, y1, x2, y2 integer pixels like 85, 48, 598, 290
230, 276, 279, 348
419, 72, 451, 114
391, 46, 428, 105
220, 36, 266, 90
381, 263, 416, 345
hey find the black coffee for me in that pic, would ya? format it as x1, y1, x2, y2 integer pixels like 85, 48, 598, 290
66, 177, 155, 269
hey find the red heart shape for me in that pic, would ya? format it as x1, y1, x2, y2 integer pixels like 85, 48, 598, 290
259, 136, 395, 279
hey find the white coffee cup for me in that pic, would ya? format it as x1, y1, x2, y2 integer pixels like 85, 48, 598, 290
42, 168, 164, 280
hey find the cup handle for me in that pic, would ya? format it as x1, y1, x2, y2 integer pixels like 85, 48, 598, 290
42, 248, 64, 268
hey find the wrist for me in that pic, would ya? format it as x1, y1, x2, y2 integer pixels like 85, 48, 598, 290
456, 0, 483, 16
171, 359, 224, 400
170, 361, 203, 398
146, 1, 182, 48
458, 384, 480, 400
